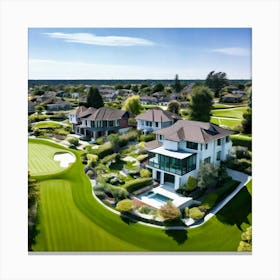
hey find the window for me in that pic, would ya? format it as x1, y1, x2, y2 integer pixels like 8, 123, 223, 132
205, 143, 208, 150
186, 141, 198, 150
204, 157, 211, 163
216, 151, 221, 161
226, 136, 230, 143
217, 139, 221, 146
159, 135, 164, 141
155, 122, 159, 127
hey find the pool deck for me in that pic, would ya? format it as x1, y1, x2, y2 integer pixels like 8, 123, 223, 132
138, 185, 193, 209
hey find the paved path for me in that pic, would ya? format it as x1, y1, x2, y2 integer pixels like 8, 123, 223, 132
90, 169, 252, 230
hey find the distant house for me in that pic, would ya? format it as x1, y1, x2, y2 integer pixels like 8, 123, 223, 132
71, 92, 79, 99
69, 106, 130, 139
102, 92, 118, 102
135, 109, 180, 133
46, 100, 72, 111
221, 93, 242, 103
140, 95, 158, 105
170, 92, 181, 101
146, 120, 233, 190
28, 101, 35, 114
158, 97, 172, 106
38, 91, 57, 102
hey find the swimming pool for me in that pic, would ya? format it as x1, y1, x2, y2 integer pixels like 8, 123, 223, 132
147, 193, 172, 204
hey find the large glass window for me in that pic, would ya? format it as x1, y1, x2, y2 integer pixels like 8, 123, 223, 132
204, 157, 211, 163
216, 151, 221, 161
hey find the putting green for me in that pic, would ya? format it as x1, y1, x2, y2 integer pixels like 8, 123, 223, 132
28, 140, 75, 176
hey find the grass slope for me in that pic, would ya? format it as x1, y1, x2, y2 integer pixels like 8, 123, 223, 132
28, 141, 70, 176
30, 138, 251, 252
211, 107, 248, 119
210, 117, 241, 129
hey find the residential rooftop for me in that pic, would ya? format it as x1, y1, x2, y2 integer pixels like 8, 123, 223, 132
154, 119, 232, 143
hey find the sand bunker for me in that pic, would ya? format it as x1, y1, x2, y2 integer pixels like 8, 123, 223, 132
53, 152, 75, 167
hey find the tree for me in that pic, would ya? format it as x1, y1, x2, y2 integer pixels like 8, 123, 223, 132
167, 100, 180, 115
159, 201, 181, 221
188, 86, 213, 122
115, 199, 134, 212
152, 83, 164, 93
197, 163, 219, 189
28, 172, 39, 208
131, 84, 139, 93
86, 87, 104, 108
174, 74, 182, 93
122, 95, 142, 115
241, 108, 252, 134
205, 71, 229, 97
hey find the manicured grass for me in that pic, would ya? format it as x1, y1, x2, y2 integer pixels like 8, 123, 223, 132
211, 107, 248, 119
28, 141, 72, 176
34, 121, 64, 129
30, 138, 251, 252
211, 116, 241, 129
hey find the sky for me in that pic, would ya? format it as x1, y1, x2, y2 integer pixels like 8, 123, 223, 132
28, 28, 252, 80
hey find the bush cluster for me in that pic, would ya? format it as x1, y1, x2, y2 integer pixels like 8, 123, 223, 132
124, 177, 152, 193
115, 199, 134, 212
139, 133, 156, 142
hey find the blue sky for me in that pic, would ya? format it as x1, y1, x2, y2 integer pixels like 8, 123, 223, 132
28, 28, 251, 80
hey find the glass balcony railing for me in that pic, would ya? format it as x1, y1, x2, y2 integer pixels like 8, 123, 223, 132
147, 158, 196, 176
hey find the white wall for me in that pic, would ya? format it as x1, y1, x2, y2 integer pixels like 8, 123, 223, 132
163, 140, 178, 151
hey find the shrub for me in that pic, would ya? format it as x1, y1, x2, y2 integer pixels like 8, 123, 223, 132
107, 133, 119, 145
115, 199, 134, 212
139, 133, 156, 142
158, 201, 181, 221
200, 193, 218, 210
136, 154, 148, 162
86, 170, 95, 178
124, 177, 152, 193
66, 136, 79, 147
92, 142, 114, 158
230, 134, 252, 150
94, 137, 105, 145
185, 176, 197, 191
100, 153, 118, 165
140, 169, 151, 178
86, 154, 99, 166
138, 206, 155, 215
189, 207, 205, 220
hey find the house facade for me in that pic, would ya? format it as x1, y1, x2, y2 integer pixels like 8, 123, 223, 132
145, 120, 232, 190
135, 109, 180, 133
69, 106, 129, 139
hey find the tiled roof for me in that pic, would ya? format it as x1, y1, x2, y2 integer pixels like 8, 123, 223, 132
145, 140, 163, 150
77, 107, 127, 121
154, 120, 232, 143
69, 106, 88, 116
135, 109, 180, 122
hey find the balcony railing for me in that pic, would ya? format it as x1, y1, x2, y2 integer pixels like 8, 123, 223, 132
147, 158, 196, 176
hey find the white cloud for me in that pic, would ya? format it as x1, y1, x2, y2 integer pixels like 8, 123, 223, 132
210, 47, 250, 56
44, 32, 155, 47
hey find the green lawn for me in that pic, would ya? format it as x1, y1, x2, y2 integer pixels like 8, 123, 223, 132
30, 138, 251, 252
211, 107, 248, 119
28, 141, 72, 176
34, 121, 64, 129
211, 116, 242, 129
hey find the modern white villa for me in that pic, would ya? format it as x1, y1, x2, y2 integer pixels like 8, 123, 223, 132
145, 120, 233, 190
135, 109, 180, 133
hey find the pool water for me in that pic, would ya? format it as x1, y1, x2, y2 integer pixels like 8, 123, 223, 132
148, 193, 172, 204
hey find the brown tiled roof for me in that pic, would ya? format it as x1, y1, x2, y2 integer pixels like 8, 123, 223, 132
154, 120, 232, 143
135, 109, 180, 122
79, 107, 127, 121
69, 106, 88, 116
145, 140, 163, 150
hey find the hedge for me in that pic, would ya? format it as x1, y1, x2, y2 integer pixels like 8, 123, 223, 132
123, 177, 152, 193
115, 199, 134, 212
230, 134, 252, 150
91, 142, 114, 159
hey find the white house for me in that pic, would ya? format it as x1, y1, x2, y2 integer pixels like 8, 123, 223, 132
145, 120, 232, 190
135, 109, 180, 133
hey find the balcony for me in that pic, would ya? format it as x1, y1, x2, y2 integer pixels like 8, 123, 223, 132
147, 157, 195, 176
